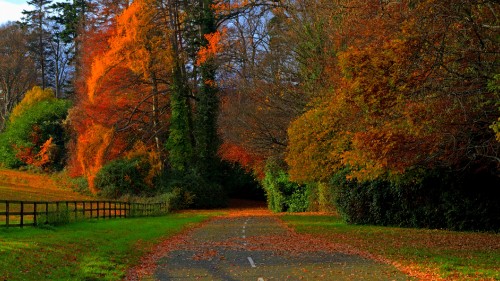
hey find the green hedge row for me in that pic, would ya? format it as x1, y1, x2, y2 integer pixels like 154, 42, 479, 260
332, 167, 500, 232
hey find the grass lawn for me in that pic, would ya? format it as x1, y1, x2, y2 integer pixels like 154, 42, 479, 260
281, 215, 500, 280
0, 213, 218, 280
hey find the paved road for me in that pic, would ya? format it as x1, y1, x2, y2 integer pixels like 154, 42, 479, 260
153, 215, 412, 281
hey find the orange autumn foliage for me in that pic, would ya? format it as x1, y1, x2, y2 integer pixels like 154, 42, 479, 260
76, 124, 115, 193
287, 0, 499, 182
211, 0, 250, 15
219, 142, 265, 177
87, 0, 172, 102
196, 29, 225, 66
69, 0, 173, 192
16, 137, 55, 169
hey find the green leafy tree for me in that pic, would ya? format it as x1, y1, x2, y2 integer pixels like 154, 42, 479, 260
0, 86, 71, 170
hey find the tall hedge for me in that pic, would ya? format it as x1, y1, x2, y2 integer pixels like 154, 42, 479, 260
262, 160, 309, 213
332, 167, 500, 232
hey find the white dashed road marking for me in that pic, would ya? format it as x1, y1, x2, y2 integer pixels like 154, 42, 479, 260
247, 257, 256, 268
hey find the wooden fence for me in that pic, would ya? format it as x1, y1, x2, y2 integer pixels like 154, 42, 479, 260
0, 200, 169, 228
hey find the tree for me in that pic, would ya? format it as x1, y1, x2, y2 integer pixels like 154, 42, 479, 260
69, 0, 172, 191
218, 0, 343, 172
166, 0, 225, 175
22, 0, 52, 90
218, 3, 300, 163
0, 86, 70, 170
0, 23, 37, 130
22, 0, 87, 98
286, 0, 500, 182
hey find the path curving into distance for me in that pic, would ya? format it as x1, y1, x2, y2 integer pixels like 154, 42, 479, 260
136, 203, 413, 281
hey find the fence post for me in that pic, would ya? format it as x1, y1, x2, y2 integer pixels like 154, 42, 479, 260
74, 201, 77, 221
20, 202, 24, 228
114, 202, 117, 218
33, 202, 37, 226
6, 201, 9, 227
97, 202, 100, 219
45, 202, 49, 224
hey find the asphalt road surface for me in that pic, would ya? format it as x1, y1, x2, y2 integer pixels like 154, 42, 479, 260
153, 215, 412, 281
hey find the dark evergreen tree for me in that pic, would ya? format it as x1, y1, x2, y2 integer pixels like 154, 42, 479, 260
21, 0, 52, 90
164, 0, 225, 207
48, 0, 88, 97
193, 0, 220, 178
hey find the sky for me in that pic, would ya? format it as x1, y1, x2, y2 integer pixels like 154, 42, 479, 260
0, 0, 29, 25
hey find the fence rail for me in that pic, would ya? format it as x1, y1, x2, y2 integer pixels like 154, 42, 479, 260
0, 200, 169, 228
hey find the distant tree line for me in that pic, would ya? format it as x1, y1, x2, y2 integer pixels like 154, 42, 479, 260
0, 0, 498, 230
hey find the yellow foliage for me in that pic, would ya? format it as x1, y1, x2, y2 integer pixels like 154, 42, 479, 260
10, 86, 55, 122
286, 96, 347, 183
492, 118, 500, 142
125, 142, 162, 186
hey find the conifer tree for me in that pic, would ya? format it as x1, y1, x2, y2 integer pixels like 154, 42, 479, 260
22, 0, 52, 90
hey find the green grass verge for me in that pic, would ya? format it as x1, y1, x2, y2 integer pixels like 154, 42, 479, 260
0, 213, 217, 280
281, 215, 500, 280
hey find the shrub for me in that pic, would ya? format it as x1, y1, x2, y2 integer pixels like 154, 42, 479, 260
94, 157, 151, 199
120, 193, 179, 216
262, 160, 308, 212
303, 182, 337, 212
158, 169, 227, 209
0, 87, 71, 170
332, 167, 500, 231
68, 177, 92, 197
95, 156, 259, 209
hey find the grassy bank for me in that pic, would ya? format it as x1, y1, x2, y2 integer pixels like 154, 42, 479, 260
281, 215, 500, 280
0, 169, 91, 201
0, 213, 217, 280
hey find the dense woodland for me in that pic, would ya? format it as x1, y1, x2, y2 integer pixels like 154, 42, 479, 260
0, 0, 498, 231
